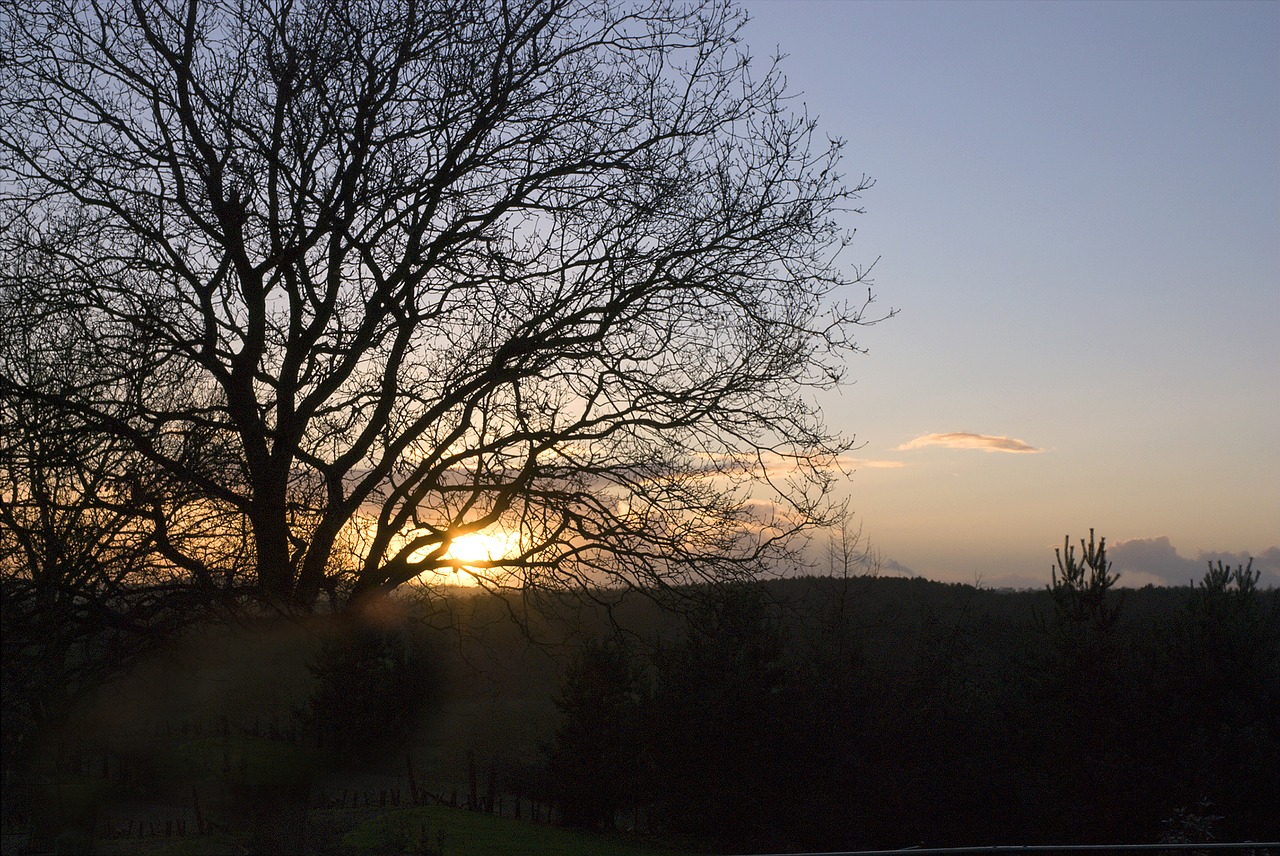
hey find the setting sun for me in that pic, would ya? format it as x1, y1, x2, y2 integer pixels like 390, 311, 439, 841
441, 528, 521, 568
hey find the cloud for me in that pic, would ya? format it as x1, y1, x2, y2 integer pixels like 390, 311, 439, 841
895, 432, 1042, 454
837, 457, 906, 470
1107, 536, 1201, 585
690, 450, 904, 478
1109, 537, 1280, 587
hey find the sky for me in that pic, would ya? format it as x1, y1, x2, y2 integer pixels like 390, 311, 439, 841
737, 0, 1280, 588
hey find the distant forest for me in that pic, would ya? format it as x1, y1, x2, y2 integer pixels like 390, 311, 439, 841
3, 556, 1278, 853
538, 567, 1280, 851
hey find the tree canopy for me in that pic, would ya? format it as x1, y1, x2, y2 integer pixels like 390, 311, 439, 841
1, 0, 883, 611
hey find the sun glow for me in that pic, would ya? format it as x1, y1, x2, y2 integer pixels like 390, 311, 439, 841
395, 522, 525, 587
441, 528, 522, 568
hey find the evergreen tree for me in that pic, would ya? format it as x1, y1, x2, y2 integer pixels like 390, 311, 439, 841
546, 638, 644, 830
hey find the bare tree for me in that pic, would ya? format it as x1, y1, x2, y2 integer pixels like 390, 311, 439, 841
0, 281, 245, 773
0, 323, 146, 738
1, 0, 885, 612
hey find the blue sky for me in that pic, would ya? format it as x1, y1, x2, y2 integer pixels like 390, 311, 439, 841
739, 0, 1280, 587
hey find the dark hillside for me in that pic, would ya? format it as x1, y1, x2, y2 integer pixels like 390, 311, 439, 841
534, 574, 1279, 851
3, 573, 1275, 853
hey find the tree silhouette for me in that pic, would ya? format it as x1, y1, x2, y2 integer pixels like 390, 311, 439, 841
0, 290, 232, 849
545, 637, 643, 829
1025, 531, 1132, 841
646, 583, 795, 850
1049, 528, 1124, 631
1145, 559, 1280, 836
2, 0, 885, 611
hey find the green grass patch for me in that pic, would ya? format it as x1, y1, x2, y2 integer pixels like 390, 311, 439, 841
342, 804, 701, 856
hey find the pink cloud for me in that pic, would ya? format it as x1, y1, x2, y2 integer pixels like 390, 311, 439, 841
837, 457, 906, 469
895, 432, 1042, 454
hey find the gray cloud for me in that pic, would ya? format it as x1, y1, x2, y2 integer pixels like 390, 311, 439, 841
895, 432, 1042, 454
1109, 537, 1280, 588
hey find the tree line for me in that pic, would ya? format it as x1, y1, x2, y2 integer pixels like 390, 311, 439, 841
2, 530, 1274, 852
544, 549, 1280, 852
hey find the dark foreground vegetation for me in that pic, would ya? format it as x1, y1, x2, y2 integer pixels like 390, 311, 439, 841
543, 555, 1280, 852
3, 544, 1277, 854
